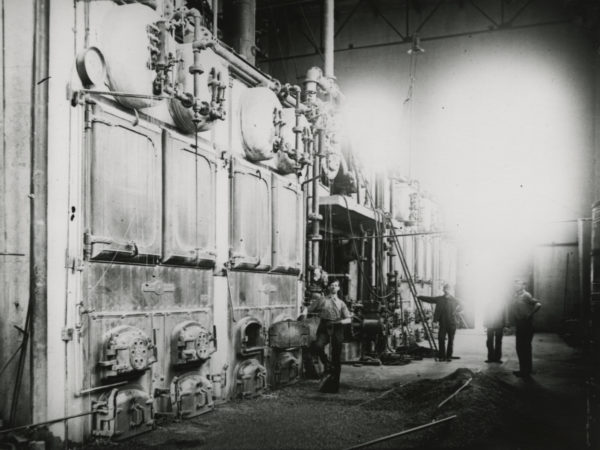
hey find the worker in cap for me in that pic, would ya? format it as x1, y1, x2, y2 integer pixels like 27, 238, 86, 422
510, 280, 541, 378
418, 283, 463, 362
301, 279, 352, 393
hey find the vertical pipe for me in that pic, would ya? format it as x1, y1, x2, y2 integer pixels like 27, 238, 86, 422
305, 163, 313, 277
311, 131, 323, 269
371, 231, 376, 295
357, 236, 363, 302
191, 11, 203, 124
323, 0, 334, 78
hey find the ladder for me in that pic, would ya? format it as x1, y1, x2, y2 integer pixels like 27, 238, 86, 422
361, 182, 439, 357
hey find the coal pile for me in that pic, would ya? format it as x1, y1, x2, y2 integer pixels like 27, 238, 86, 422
359, 368, 576, 449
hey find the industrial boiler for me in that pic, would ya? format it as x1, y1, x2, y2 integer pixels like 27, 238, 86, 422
0, 0, 457, 444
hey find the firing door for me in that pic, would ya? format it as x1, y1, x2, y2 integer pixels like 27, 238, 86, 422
172, 320, 213, 366
99, 325, 156, 379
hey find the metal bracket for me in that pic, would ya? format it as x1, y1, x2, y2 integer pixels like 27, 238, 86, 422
142, 280, 175, 296
61, 327, 74, 342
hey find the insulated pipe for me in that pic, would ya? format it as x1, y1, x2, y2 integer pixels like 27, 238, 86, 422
323, 0, 334, 78
211, 41, 279, 91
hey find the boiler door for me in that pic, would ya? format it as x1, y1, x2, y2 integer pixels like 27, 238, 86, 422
235, 358, 267, 398
93, 387, 154, 441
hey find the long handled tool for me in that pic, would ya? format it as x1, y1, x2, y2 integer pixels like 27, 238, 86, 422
345, 415, 457, 449
437, 377, 472, 409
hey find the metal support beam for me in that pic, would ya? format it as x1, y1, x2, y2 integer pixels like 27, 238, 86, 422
507, 0, 535, 26
259, 19, 570, 63
415, 0, 445, 34
368, 0, 407, 41
468, 0, 499, 28
299, 4, 324, 60
335, 0, 366, 38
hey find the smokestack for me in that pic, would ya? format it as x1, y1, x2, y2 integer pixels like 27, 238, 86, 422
323, 0, 334, 78
224, 0, 256, 65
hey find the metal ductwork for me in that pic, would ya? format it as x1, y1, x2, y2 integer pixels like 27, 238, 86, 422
224, 0, 256, 65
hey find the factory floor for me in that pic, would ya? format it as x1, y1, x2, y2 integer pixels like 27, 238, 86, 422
91, 330, 590, 449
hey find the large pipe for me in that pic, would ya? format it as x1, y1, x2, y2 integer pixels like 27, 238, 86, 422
213, 0, 219, 35
323, 0, 334, 78
212, 40, 279, 90
224, 0, 256, 65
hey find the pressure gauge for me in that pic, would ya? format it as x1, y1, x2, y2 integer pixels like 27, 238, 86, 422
76, 47, 106, 88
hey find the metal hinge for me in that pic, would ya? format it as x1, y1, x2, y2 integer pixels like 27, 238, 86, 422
61, 327, 74, 342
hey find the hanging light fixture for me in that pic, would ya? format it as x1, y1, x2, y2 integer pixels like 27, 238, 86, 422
407, 34, 425, 54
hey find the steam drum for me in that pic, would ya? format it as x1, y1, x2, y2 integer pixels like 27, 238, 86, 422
239, 87, 282, 162
98, 3, 168, 110
169, 45, 226, 134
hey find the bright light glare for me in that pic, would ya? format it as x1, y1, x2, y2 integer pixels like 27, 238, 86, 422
417, 50, 591, 328
342, 44, 591, 328
342, 89, 408, 173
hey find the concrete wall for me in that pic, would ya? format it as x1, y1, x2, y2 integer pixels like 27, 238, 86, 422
0, 0, 36, 425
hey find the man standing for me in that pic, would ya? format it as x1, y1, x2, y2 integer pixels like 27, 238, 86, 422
418, 284, 462, 362
485, 297, 507, 363
511, 280, 541, 377
302, 279, 351, 393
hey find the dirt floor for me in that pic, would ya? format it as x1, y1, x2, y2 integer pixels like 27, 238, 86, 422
84, 330, 589, 449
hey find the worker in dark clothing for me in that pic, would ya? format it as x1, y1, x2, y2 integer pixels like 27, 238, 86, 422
418, 284, 462, 362
511, 280, 541, 378
301, 279, 351, 392
301, 266, 329, 379
485, 297, 507, 363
